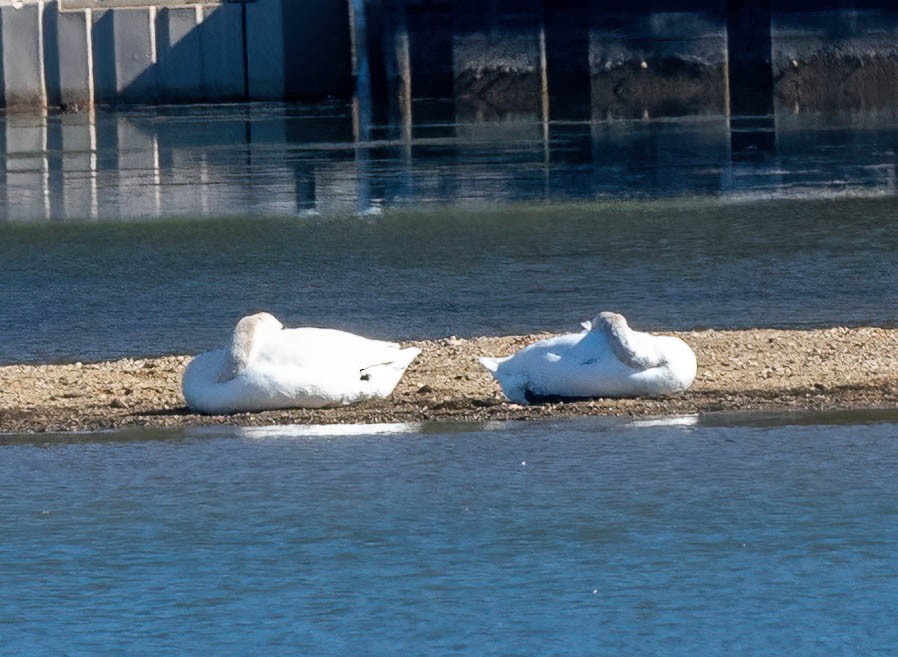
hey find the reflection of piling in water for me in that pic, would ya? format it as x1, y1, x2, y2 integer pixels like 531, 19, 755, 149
0, 102, 896, 222
349, 0, 376, 215
4, 111, 49, 221
0, 1, 897, 220
727, 3, 775, 161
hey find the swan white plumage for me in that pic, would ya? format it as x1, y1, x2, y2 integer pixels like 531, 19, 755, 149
479, 311, 696, 404
182, 312, 421, 414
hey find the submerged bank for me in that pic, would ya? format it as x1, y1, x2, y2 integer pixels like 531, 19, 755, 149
1, 327, 896, 434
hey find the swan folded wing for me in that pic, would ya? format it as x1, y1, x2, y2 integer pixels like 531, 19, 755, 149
262, 328, 406, 370
236, 357, 362, 408
538, 353, 629, 398
255, 332, 419, 400
354, 343, 419, 373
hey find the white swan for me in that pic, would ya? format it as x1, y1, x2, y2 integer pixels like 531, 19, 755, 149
182, 312, 421, 414
479, 311, 696, 404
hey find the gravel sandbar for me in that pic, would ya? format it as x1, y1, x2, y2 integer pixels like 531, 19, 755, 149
2, 327, 897, 433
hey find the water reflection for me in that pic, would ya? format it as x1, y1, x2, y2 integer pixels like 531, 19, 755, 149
5, 409, 898, 447
2, 102, 896, 222
3, 195, 897, 363
234, 422, 422, 439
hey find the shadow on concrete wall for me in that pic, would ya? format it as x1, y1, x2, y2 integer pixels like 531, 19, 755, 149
126, 1, 351, 105
365, 0, 898, 121
110, 7, 246, 105
8, 0, 898, 117
34, 1, 353, 109
282, 0, 353, 100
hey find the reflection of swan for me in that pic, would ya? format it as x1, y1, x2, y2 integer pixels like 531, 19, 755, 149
627, 415, 700, 429
479, 312, 697, 404
182, 313, 421, 414
235, 422, 422, 439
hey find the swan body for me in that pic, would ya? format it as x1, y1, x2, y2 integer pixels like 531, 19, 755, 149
182, 312, 421, 414
479, 312, 696, 404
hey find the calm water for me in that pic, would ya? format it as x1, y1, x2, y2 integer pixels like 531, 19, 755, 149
1, 103, 897, 364
4, 102, 897, 657
2, 412, 898, 656
2, 196, 897, 364
1, 103, 896, 221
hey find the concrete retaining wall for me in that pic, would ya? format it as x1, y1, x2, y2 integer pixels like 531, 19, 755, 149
0, 0, 896, 114
369, 0, 898, 121
588, 8, 728, 119
772, 7, 898, 113
0, 0, 352, 109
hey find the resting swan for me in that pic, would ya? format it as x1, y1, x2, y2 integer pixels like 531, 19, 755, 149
182, 312, 421, 414
479, 311, 696, 404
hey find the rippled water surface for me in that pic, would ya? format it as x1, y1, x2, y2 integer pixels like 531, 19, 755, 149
3, 413, 898, 656
2, 196, 897, 364
1, 103, 896, 363
1, 103, 896, 220
3, 100, 897, 657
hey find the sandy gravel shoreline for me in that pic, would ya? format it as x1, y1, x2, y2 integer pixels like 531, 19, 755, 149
2, 327, 897, 434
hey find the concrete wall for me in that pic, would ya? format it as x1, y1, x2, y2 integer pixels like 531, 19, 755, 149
588, 6, 728, 119
772, 7, 898, 112
1, 0, 897, 114
369, 0, 898, 120
1, 2, 47, 108
0, 0, 352, 109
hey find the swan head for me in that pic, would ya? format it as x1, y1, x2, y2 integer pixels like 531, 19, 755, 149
589, 311, 629, 333
217, 312, 284, 382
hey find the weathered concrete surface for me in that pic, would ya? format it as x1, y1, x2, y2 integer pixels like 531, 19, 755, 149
89, 8, 115, 103
245, 0, 285, 100
112, 6, 156, 102
0, 0, 352, 108
773, 8, 898, 112
454, 31, 542, 118
0, 0, 896, 116
1, 2, 45, 108
198, 3, 245, 100
54, 7, 93, 109
156, 7, 202, 102
589, 10, 728, 119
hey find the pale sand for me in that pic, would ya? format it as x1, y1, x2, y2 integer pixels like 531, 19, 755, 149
1, 327, 897, 433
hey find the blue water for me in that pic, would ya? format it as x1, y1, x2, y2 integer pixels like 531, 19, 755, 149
1, 103, 897, 364
3, 414, 898, 656
3, 103, 898, 655
1, 103, 896, 222
3, 196, 898, 364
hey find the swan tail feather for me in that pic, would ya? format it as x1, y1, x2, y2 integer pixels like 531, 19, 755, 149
359, 347, 421, 397
478, 356, 508, 374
